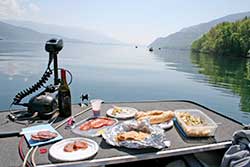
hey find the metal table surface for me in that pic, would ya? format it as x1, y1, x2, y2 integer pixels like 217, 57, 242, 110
0, 100, 243, 167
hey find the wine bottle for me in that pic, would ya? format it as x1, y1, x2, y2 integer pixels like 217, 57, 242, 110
58, 69, 72, 117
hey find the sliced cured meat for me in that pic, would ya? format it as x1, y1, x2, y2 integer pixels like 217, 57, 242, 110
37, 131, 57, 139
90, 119, 104, 128
31, 134, 41, 141
74, 140, 88, 149
103, 119, 115, 126
63, 140, 88, 152
79, 121, 91, 131
93, 118, 115, 126
37, 131, 51, 136
79, 117, 116, 131
31, 131, 58, 141
64, 143, 75, 152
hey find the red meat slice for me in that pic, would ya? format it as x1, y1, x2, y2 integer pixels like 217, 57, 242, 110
79, 121, 91, 131
31, 134, 41, 141
64, 143, 75, 152
101, 118, 115, 126
31, 131, 58, 141
63, 140, 88, 152
79, 118, 115, 131
37, 131, 58, 139
105, 120, 115, 126
90, 118, 105, 128
74, 140, 88, 149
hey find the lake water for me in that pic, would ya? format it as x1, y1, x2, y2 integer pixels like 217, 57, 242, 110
0, 40, 250, 124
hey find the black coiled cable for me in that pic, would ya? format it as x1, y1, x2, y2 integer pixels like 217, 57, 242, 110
12, 68, 53, 105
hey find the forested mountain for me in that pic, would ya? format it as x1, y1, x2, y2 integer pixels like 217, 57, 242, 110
149, 11, 250, 49
192, 17, 250, 57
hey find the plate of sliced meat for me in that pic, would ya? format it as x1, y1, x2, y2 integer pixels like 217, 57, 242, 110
22, 124, 63, 147
49, 137, 98, 161
72, 117, 118, 137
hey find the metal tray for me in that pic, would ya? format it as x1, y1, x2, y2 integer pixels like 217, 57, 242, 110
72, 117, 118, 137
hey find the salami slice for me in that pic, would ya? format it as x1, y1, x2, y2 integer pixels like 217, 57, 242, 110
103, 118, 115, 126
90, 119, 104, 128
64, 143, 75, 152
79, 121, 91, 131
79, 117, 116, 131
31, 131, 58, 141
63, 140, 88, 152
74, 140, 88, 149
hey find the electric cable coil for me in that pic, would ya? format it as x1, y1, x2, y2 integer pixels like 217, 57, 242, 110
12, 68, 53, 105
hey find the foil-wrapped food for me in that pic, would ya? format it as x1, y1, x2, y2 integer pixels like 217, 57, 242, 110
102, 120, 170, 149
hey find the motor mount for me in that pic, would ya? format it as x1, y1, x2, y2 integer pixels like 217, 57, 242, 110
28, 92, 58, 119
10, 38, 65, 121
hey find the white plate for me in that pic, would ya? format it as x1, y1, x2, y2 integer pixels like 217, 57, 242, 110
106, 107, 138, 119
156, 120, 173, 129
49, 137, 98, 161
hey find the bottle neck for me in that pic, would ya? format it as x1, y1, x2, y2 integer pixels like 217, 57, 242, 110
61, 69, 67, 84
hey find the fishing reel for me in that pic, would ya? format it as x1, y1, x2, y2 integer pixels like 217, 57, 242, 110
9, 38, 67, 121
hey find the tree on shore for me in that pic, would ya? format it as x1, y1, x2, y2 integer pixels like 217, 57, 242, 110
192, 17, 250, 57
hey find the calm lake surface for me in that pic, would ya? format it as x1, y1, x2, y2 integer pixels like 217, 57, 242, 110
0, 40, 250, 124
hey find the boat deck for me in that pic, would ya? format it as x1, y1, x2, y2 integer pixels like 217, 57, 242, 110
0, 100, 243, 167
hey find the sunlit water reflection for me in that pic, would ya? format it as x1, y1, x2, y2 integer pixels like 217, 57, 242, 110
0, 40, 249, 124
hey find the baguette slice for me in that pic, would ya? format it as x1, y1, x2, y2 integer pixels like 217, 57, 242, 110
136, 110, 174, 124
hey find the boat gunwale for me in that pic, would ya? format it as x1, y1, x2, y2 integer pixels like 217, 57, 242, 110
39, 141, 232, 167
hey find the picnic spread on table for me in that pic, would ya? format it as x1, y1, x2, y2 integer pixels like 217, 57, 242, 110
0, 101, 244, 167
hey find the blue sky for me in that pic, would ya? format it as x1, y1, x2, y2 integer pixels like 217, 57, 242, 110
1, 0, 250, 44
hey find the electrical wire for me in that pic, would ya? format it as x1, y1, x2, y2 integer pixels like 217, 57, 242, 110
22, 147, 34, 167
48, 110, 60, 125
12, 67, 53, 105
19, 136, 32, 167
31, 147, 38, 167
8, 101, 38, 126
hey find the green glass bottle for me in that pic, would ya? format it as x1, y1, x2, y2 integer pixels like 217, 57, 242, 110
58, 69, 72, 117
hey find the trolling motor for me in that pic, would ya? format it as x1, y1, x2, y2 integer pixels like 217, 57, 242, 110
9, 38, 70, 121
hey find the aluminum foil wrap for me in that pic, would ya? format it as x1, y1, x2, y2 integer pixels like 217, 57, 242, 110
102, 120, 170, 149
